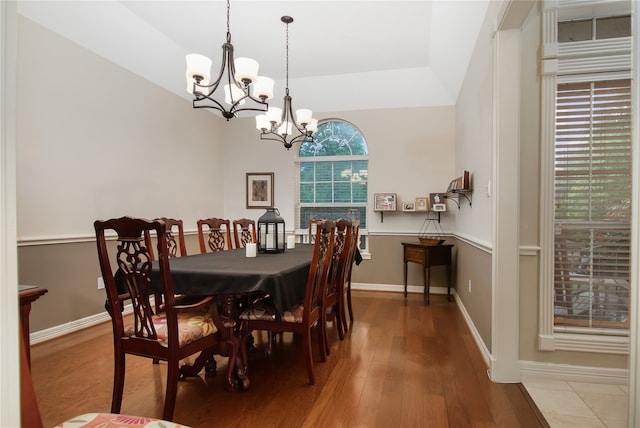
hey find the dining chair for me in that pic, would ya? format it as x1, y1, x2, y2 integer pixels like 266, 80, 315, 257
322, 219, 353, 355
144, 217, 188, 315
307, 219, 322, 244
197, 217, 233, 253
239, 219, 336, 385
343, 222, 360, 330
95, 216, 239, 421
144, 217, 188, 260
232, 218, 257, 249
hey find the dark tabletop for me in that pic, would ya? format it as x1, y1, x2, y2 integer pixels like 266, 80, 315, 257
153, 244, 315, 317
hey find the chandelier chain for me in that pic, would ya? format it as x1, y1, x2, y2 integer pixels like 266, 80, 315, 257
285, 19, 290, 94
226, 0, 231, 41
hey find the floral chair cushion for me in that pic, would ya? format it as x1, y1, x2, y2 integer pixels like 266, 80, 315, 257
125, 309, 218, 347
54, 413, 190, 427
239, 301, 304, 323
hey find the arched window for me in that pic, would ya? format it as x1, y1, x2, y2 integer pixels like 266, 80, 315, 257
296, 119, 369, 250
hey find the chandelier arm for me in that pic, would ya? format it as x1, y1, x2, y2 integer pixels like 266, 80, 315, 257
259, 130, 311, 150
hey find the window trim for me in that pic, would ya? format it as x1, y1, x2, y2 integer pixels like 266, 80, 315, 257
538, 1, 632, 354
294, 119, 370, 254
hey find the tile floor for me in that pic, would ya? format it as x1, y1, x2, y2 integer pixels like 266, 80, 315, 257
522, 376, 628, 428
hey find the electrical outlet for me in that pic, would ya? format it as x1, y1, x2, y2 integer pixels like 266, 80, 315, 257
97, 277, 105, 290
468, 279, 472, 293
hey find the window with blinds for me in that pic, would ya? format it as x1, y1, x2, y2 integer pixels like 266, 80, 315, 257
296, 120, 368, 241
553, 79, 632, 331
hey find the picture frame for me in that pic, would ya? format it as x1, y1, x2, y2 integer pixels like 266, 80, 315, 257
246, 172, 274, 209
430, 193, 446, 212
463, 170, 470, 189
415, 197, 429, 212
402, 202, 416, 212
374, 193, 397, 211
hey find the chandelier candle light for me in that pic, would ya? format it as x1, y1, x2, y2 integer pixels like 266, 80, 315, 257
256, 16, 317, 150
185, 0, 274, 120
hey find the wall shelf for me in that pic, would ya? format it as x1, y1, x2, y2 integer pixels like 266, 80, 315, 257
445, 189, 473, 208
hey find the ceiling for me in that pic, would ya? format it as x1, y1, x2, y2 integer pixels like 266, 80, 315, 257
17, 0, 491, 114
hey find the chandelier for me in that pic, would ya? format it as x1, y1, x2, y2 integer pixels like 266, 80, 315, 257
255, 16, 317, 150
185, 0, 274, 120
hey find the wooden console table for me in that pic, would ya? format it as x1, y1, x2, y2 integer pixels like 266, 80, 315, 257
402, 242, 453, 303
19, 285, 48, 366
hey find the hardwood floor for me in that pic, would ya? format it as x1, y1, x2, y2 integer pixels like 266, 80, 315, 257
31, 291, 547, 428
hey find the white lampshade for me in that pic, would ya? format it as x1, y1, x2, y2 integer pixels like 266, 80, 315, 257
266, 107, 282, 124
224, 83, 246, 105
234, 57, 259, 85
307, 118, 318, 133
295, 109, 313, 126
185, 54, 212, 94
256, 114, 270, 131
253, 76, 274, 100
278, 121, 293, 136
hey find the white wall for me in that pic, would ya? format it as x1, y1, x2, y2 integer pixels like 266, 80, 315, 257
221, 107, 457, 235
16, 17, 225, 240
454, 4, 496, 245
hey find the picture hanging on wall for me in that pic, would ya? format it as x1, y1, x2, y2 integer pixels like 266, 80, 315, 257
374, 193, 397, 211
415, 197, 429, 212
402, 202, 416, 212
246, 172, 274, 209
430, 193, 446, 212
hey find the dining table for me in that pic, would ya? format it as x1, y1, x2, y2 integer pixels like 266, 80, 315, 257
159, 244, 314, 319
149, 243, 315, 391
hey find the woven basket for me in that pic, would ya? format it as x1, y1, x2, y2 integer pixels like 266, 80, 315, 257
418, 237, 445, 245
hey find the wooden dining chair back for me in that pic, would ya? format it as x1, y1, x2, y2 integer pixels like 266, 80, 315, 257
339, 220, 360, 333
307, 219, 322, 243
322, 219, 353, 355
144, 217, 187, 260
344, 222, 360, 327
197, 217, 232, 253
144, 217, 188, 315
239, 219, 336, 385
94, 216, 238, 421
232, 218, 257, 249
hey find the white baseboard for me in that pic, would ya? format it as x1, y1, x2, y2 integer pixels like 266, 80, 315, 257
351, 282, 452, 296
454, 294, 492, 368
30, 303, 133, 345
519, 360, 628, 385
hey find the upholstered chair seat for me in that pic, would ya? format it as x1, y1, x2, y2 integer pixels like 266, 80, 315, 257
124, 307, 219, 347
54, 413, 190, 428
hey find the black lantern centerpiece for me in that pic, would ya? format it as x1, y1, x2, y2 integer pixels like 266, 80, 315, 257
257, 208, 286, 253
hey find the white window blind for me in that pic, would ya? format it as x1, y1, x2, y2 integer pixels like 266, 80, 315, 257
553, 79, 631, 331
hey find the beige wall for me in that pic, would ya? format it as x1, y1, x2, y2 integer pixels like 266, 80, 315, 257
454, 240, 492, 351
219, 107, 457, 234
352, 235, 456, 291
16, 17, 225, 241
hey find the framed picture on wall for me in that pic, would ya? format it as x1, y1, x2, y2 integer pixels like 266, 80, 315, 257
402, 202, 416, 212
246, 172, 274, 209
415, 197, 429, 212
374, 193, 397, 211
430, 193, 446, 212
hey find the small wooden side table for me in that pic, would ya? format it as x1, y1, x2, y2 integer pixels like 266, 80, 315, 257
402, 242, 453, 303
19, 285, 48, 367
